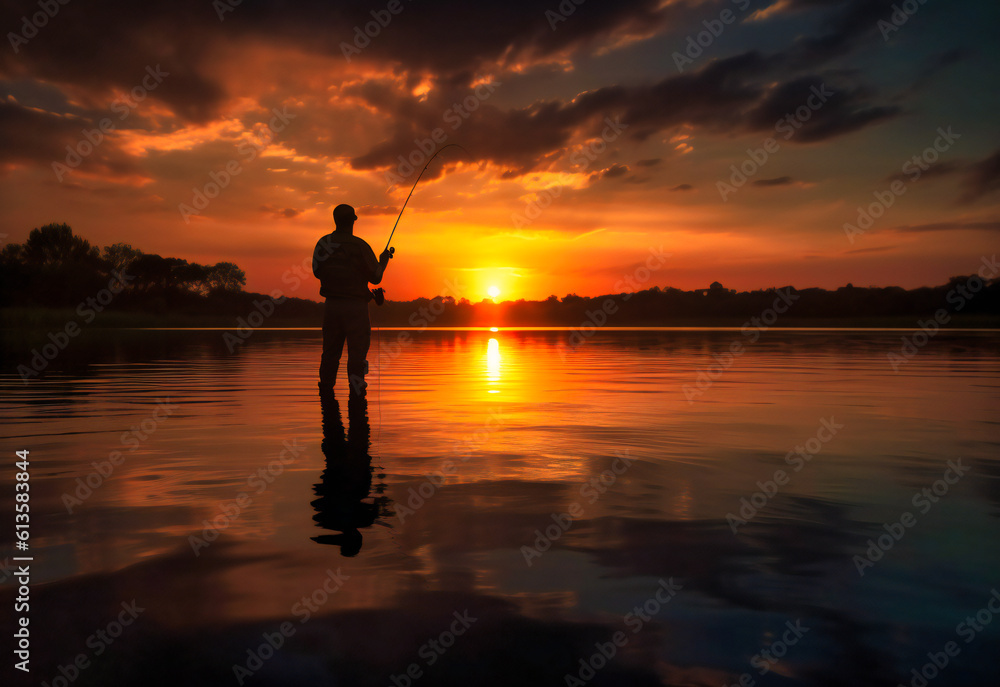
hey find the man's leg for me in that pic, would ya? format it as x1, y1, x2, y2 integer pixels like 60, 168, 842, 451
320, 300, 348, 391
344, 300, 372, 396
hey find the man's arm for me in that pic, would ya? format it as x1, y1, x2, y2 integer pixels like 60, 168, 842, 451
366, 243, 393, 285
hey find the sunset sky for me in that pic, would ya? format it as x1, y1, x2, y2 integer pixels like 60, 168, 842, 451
1, 0, 998, 302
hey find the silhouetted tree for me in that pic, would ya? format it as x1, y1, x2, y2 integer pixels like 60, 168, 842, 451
14, 223, 104, 305
174, 262, 210, 295
207, 262, 246, 292
22, 223, 99, 268
102, 242, 143, 275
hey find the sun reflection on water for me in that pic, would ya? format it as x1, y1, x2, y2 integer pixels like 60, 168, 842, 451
486, 337, 501, 392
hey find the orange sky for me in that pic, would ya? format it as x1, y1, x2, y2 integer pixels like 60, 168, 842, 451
1, 1, 998, 302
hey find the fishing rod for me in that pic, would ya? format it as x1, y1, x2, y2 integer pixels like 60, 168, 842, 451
384, 143, 469, 252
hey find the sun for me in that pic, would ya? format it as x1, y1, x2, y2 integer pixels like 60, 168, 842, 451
487, 285, 501, 300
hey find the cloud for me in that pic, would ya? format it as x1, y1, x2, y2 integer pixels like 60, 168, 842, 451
0, 100, 142, 180
741, 76, 900, 143
845, 245, 894, 254
892, 221, 1000, 234
356, 204, 400, 216
752, 176, 794, 187
671, 183, 694, 191
0, 0, 905, 188
885, 160, 964, 185
898, 48, 970, 98
600, 163, 630, 179
0, 1, 225, 123
880, 149, 1000, 204
960, 149, 1000, 203
260, 205, 302, 219
781, 0, 899, 65
342, 52, 899, 177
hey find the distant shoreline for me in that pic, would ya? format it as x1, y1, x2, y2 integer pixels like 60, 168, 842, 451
3, 307, 999, 332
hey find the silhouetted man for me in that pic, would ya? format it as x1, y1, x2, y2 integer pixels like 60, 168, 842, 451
313, 204, 393, 396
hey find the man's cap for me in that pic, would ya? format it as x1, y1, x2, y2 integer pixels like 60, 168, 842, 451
333, 204, 358, 222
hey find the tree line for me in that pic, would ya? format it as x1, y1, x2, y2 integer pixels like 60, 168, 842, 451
1, 223, 246, 309
2, 224, 996, 326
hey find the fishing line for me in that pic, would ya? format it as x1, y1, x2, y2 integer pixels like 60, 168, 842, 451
373, 142, 470, 443
384, 143, 469, 252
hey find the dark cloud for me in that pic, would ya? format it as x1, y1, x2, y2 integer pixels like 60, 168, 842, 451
0, 0, 940, 186
0, 100, 79, 165
960, 149, 1000, 203
601, 163, 629, 179
880, 149, 1000, 203
346, 52, 898, 176
742, 76, 900, 142
899, 48, 970, 98
845, 245, 894, 254
885, 160, 964, 185
260, 205, 301, 219
357, 204, 400, 215
0, 100, 140, 179
0, 1, 224, 122
671, 183, 694, 191
780, 0, 898, 65
753, 176, 794, 187
355, 0, 672, 72
892, 221, 1000, 234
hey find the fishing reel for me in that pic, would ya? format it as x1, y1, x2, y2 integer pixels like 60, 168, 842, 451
371, 288, 386, 306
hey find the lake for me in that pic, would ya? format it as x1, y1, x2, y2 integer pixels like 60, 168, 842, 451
1, 327, 999, 687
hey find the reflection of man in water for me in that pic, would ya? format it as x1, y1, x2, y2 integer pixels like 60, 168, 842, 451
312, 394, 389, 556
313, 204, 393, 396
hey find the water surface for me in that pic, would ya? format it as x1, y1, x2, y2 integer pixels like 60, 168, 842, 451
1, 328, 998, 686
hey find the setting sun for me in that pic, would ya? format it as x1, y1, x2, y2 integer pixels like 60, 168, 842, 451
487, 285, 501, 300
